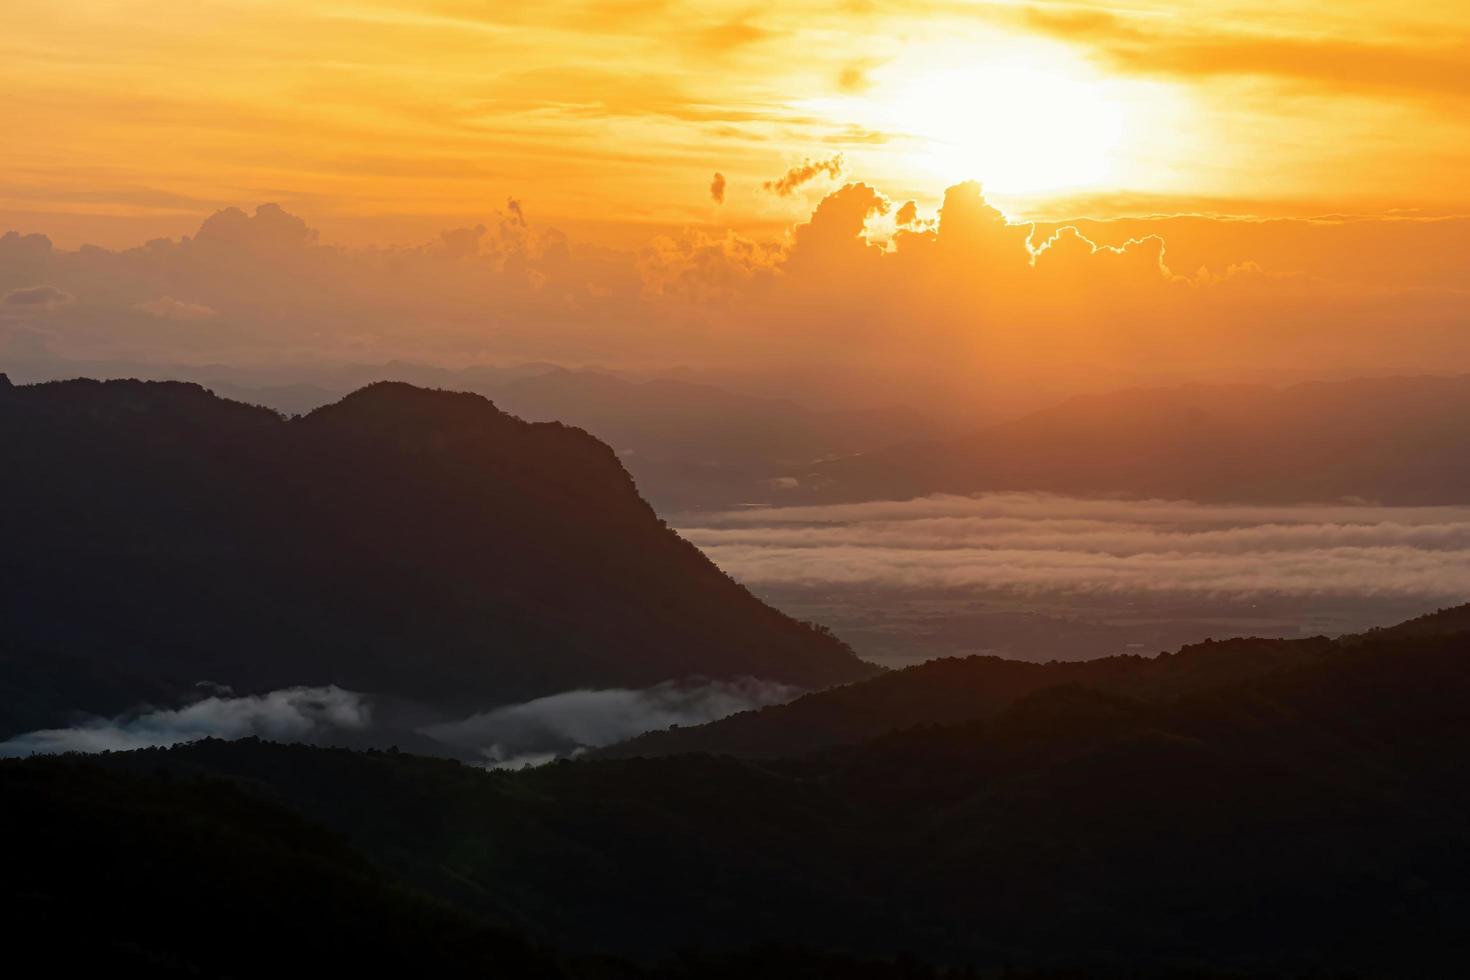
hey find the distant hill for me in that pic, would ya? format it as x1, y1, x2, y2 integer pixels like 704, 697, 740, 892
0, 375, 872, 738
599, 604, 1470, 759
481, 369, 938, 510
1370, 602, 1470, 639
488, 368, 929, 464
597, 634, 1336, 759
801, 375, 1470, 504
17, 622, 1470, 976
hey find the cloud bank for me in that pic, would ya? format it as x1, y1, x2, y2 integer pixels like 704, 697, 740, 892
422, 678, 799, 768
3, 181, 1467, 416
0, 679, 800, 767
680, 493, 1470, 602
0, 686, 372, 757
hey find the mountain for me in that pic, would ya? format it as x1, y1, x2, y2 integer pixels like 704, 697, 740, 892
1370, 602, 1470, 639
595, 634, 1337, 759
14, 621, 1470, 977
479, 369, 940, 511
800, 374, 1470, 504
211, 366, 940, 510
488, 368, 929, 464
600, 604, 1470, 759
196, 378, 342, 416
0, 375, 872, 738
8, 356, 943, 510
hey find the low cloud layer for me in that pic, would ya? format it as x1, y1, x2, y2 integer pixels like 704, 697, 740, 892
0, 678, 799, 767
680, 493, 1470, 601
0, 685, 372, 757
422, 678, 799, 768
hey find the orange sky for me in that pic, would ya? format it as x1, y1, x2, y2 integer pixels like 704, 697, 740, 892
4, 1, 1469, 248
3, 2, 1468, 418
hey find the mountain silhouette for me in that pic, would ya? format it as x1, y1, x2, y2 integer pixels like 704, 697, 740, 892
0, 375, 872, 737
802, 374, 1470, 504
597, 606, 1470, 759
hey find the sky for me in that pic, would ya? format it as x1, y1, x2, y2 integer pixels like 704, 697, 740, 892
2, 1, 1468, 415
4, 0, 1469, 248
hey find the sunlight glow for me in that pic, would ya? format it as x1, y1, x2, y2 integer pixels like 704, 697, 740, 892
895, 63, 1127, 193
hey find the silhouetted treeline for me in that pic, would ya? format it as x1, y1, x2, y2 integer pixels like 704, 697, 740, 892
598, 632, 1343, 759
11, 618, 1470, 977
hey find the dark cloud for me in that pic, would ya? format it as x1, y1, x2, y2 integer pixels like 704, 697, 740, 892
763, 154, 846, 197
193, 203, 317, 252
507, 197, 527, 227
2, 284, 73, 311
710, 171, 727, 204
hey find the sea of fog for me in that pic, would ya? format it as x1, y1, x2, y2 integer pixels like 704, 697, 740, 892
679, 492, 1470, 667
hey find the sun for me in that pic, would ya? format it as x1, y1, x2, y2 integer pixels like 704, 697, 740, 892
893, 62, 1126, 194
803, 50, 1140, 198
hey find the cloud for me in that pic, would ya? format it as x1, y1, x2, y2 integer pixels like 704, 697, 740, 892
1030, 225, 1170, 284
0, 677, 798, 766
2, 285, 74, 312
695, 19, 770, 54
837, 60, 877, 94
763, 154, 846, 196
194, 203, 317, 252
3, 182, 1466, 418
679, 493, 1470, 602
135, 296, 218, 321
0, 686, 372, 757
420, 678, 799, 768
438, 224, 487, 259
710, 171, 727, 204
1023, 8, 1470, 104
507, 197, 527, 227
639, 228, 783, 305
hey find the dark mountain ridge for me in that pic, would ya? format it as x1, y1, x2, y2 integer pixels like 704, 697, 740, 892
597, 605, 1470, 759
0, 375, 872, 738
